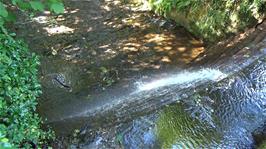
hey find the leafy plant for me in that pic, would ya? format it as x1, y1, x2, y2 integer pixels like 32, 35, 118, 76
0, 0, 65, 27
0, 33, 54, 148
0, 0, 63, 148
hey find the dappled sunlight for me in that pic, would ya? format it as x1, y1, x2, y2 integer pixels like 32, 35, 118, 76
117, 29, 205, 67
68, 9, 80, 14
97, 44, 119, 60
177, 47, 186, 52
190, 47, 205, 57
101, 5, 111, 11
33, 16, 49, 24
161, 56, 172, 63
44, 25, 75, 35
12, 0, 206, 92
144, 33, 175, 43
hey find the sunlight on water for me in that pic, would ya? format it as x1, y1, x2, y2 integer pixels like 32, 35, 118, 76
137, 69, 227, 91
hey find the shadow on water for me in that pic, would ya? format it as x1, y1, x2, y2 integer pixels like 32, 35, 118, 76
10, 0, 209, 127
12, 0, 205, 95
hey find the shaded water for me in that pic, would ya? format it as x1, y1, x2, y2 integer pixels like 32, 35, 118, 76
22, 0, 209, 134
122, 57, 266, 148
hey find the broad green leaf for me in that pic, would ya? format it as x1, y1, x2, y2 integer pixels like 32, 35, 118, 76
0, 2, 8, 17
29, 1, 44, 11
50, 2, 64, 14
17, 2, 31, 10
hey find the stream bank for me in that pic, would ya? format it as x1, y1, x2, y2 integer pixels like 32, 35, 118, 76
146, 0, 266, 42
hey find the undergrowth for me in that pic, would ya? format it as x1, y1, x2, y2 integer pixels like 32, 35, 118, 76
0, 1, 65, 148
149, 0, 266, 41
0, 33, 54, 148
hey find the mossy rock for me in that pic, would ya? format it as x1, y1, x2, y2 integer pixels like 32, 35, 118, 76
148, 0, 265, 42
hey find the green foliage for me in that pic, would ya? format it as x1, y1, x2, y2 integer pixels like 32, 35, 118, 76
50, 2, 64, 14
149, 0, 266, 41
29, 1, 45, 11
0, 0, 64, 148
0, 0, 65, 26
0, 125, 13, 149
0, 33, 54, 148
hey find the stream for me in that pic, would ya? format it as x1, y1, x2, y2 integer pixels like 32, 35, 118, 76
10, 0, 266, 148
122, 56, 266, 149
42, 37, 265, 149
53, 45, 266, 149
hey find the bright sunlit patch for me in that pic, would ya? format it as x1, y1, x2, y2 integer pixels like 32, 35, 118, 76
137, 69, 227, 91
44, 25, 75, 35
70, 9, 79, 14
161, 56, 171, 62
33, 16, 48, 24
177, 47, 186, 52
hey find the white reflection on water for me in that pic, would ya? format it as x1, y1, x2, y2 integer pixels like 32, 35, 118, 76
137, 69, 227, 91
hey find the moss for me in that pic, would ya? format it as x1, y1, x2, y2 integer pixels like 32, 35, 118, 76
155, 103, 221, 148
258, 140, 266, 149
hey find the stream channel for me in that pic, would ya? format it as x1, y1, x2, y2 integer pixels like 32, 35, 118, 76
11, 0, 266, 148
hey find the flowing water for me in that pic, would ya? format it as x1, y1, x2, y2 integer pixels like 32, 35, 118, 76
121, 57, 266, 149
43, 68, 227, 134
137, 69, 226, 91
63, 45, 266, 148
